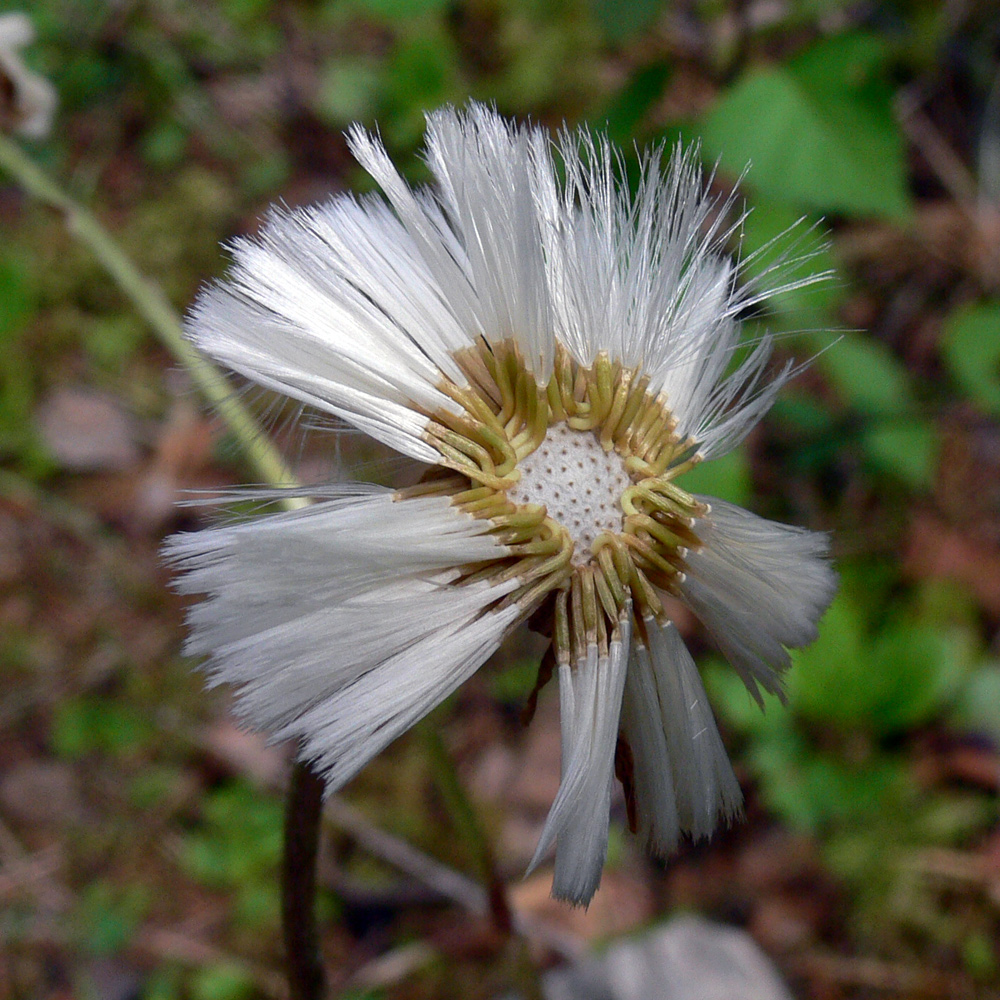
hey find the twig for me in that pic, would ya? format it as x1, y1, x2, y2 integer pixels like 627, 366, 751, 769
347, 941, 437, 991
324, 796, 583, 961
895, 88, 978, 214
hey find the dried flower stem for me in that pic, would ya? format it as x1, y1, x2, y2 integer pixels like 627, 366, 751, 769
0, 133, 298, 497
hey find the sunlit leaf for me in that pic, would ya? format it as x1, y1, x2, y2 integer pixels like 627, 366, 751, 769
702, 33, 911, 219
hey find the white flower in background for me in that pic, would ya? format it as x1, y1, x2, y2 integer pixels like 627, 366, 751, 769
0, 13, 56, 139
165, 104, 837, 906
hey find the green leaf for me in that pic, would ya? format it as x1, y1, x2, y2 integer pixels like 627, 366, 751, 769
736, 200, 841, 322
179, 781, 283, 929
354, 0, 450, 19
789, 590, 970, 736
787, 590, 865, 725
141, 120, 189, 169
589, 0, 664, 44
703, 658, 787, 738
51, 699, 157, 760
599, 62, 672, 144
860, 419, 938, 490
676, 446, 752, 506
190, 965, 255, 1000
701, 33, 911, 219
382, 29, 463, 148
75, 881, 149, 956
940, 301, 1000, 415
867, 623, 968, 733
0, 254, 39, 464
315, 57, 384, 126
489, 656, 542, 704
803, 331, 937, 486
0, 256, 33, 338
755, 749, 909, 832
813, 332, 914, 415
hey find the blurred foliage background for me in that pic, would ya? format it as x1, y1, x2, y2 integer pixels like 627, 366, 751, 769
2, 1, 1000, 998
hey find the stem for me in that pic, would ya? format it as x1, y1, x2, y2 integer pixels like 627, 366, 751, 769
282, 760, 327, 1000
0, 133, 300, 501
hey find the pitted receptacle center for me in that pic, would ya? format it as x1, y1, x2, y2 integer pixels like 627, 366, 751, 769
508, 422, 632, 563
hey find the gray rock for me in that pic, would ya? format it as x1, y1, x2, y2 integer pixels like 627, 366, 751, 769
542, 916, 795, 1000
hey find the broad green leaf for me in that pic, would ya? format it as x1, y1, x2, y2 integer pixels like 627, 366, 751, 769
701, 33, 911, 219
790, 589, 969, 735
382, 29, 463, 148
769, 391, 837, 438
941, 301, 1000, 415
703, 658, 787, 738
744, 722, 910, 832
866, 623, 968, 733
803, 331, 937, 486
755, 750, 909, 832
787, 590, 865, 725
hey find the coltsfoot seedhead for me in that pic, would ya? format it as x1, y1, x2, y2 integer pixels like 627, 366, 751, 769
165, 103, 838, 905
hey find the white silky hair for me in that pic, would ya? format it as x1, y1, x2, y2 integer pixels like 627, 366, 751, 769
163, 489, 521, 783
680, 498, 838, 705
618, 618, 747, 858
644, 618, 744, 840
285, 601, 523, 792
527, 615, 631, 906
619, 640, 680, 857
164, 488, 508, 625
166, 103, 841, 905
186, 104, 824, 466
531, 126, 823, 459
